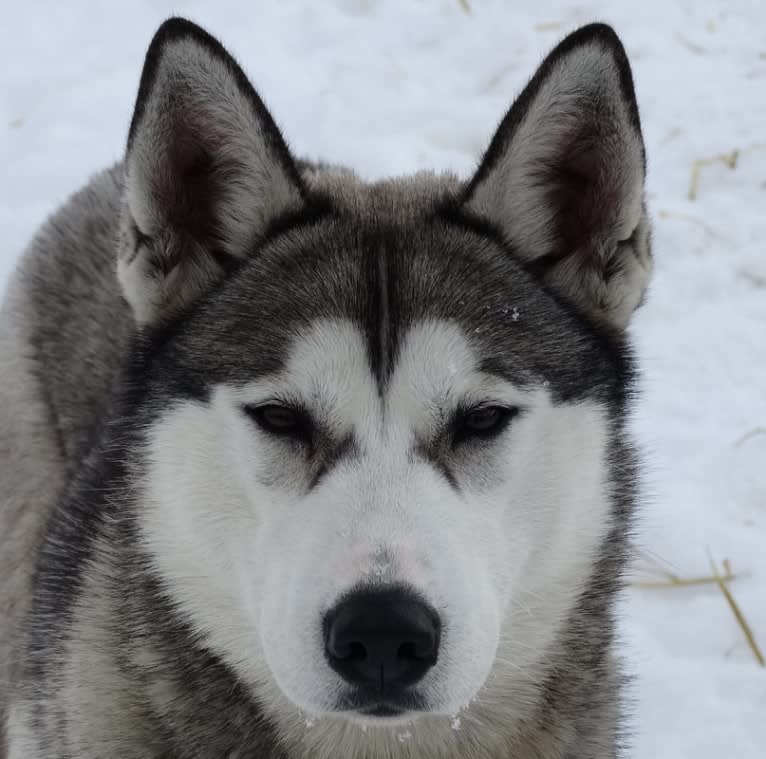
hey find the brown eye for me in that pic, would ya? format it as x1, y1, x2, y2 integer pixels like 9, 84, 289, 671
244, 403, 310, 439
454, 405, 518, 444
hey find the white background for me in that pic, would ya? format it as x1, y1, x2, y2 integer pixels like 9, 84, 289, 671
1, 1, 764, 756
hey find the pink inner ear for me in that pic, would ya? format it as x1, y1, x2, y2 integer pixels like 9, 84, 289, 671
542, 127, 624, 269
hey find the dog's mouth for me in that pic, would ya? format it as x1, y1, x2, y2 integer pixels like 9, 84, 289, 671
336, 688, 428, 720
359, 704, 406, 718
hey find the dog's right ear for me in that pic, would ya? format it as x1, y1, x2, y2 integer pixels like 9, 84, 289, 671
118, 18, 304, 326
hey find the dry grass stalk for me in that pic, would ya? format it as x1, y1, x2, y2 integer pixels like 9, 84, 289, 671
707, 551, 765, 668
458, 0, 471, 14
632, 551, 736, 588
632, 573, 737, 590
688, 149, 739, 201
635, 551, 764, 667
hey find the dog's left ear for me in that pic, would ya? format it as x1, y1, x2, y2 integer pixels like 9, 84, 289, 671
463, 24, 651, 330
118, 18, 305, 325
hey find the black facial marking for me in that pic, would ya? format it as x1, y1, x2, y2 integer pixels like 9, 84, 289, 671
363, 230, 400, 389
308, 433, 356, 491
414, 442, 460, 492
377, 246, 392, 383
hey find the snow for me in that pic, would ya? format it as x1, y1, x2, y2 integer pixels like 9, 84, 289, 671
1, 1, 764, 755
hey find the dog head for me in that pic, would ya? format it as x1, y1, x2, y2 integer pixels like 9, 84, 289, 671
119, 17, 648, 750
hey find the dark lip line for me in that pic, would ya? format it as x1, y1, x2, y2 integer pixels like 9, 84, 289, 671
358, 704, 406, 716
336, 693, 428, 714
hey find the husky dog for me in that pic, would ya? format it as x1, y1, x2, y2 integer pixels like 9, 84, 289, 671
0, 17, 651, 759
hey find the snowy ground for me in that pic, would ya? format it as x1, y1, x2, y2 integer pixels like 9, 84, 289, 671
1, 1, 764, 756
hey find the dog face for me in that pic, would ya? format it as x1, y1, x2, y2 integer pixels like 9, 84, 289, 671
140, 317, 616, 723
121, 17, 648, 741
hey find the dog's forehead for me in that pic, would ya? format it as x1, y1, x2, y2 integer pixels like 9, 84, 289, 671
210, 222, 533, 389
277, 317, 482, 404
155, 177, 631, 409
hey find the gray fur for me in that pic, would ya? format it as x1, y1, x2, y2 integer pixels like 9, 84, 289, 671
0, 18, 649, 759
464, 26, 651, 329
0, 166, 130, 758
119, 21, 303, 325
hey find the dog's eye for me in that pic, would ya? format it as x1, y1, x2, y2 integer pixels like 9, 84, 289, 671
454, 405, 518, 444
244, 403, 310, 439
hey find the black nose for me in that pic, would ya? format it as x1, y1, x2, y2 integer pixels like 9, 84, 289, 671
324, 588, 441, 693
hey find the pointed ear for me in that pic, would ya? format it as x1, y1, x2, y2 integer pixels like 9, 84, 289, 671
118, 18, 305, 325
463, 24, 651, 330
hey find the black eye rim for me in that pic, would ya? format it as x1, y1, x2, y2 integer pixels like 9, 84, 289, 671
243, 402, 313, 440
453, 404, 519, 445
